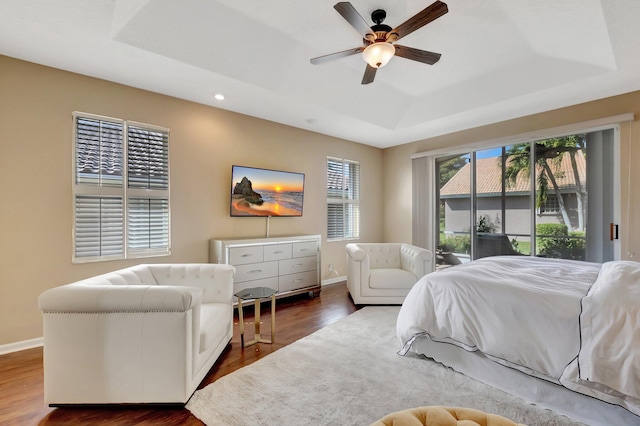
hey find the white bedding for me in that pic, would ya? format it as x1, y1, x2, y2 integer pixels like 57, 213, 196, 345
559, 260, 640, 414
397, 256, 640, 416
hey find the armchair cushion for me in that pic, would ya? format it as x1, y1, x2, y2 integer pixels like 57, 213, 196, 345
369, 269, 417, 290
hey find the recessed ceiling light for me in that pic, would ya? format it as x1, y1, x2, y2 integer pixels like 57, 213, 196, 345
214, 93, 225, 101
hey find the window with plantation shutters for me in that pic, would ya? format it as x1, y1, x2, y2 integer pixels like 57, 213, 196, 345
73, 112, 170, 262
327, 157, 360, 241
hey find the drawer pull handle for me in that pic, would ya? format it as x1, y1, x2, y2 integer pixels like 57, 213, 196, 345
294, 279, 304, 283
274, 250, 283, 254
249, 269, 262, 274
294, 263, 304, 267
300, 248, 307, 252
241, 254, 252, 257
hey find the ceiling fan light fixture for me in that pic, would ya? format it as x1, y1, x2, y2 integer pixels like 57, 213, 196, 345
362, 42, 395, 68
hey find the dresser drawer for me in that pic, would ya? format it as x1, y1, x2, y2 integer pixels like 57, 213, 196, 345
292, 241, 317, 258
279, 270, 318, 292
234, 261, 278, 283
229, 246, 264, 265
233, 277, 279, 297
279, 256, 317, 275
263, 243, 292, 261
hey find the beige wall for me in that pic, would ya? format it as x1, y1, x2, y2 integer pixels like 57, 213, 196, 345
0, 55, 383, 346
382, 92, 640, 260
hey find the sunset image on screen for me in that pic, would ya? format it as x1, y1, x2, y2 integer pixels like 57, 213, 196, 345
230, 166, 305, 217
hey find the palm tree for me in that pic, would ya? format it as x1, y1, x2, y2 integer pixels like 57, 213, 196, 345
503, 136, 586, 232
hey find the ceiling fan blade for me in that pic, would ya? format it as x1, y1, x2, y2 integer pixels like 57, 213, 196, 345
310, 47, 364, 65
361, 64, 377, 85
394, 45, 441, 65
387, 1, 448, 42
334, 2, 376, 41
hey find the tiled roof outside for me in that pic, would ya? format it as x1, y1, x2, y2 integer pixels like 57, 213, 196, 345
440, 151, 586, 196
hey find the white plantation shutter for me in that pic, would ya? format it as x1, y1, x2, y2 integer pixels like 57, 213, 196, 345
127, 125, 169, 190
128, 197, 170, 253
327, 157, 360, 240
74, 196, 124, 258
327, 203, 345, 240
75, 116, 123, 186
73, 112, 170, 262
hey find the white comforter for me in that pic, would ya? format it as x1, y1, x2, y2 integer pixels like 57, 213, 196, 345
398, 256, 601, 381
398, 256, 640, 414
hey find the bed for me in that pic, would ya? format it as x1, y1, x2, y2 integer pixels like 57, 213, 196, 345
397, 256, 640, 426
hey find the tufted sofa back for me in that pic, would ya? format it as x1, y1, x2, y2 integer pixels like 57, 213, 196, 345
83, 264, 158, 286
360, 244, 403, 269
148, 264, 234, 304
59, 264, 235, 307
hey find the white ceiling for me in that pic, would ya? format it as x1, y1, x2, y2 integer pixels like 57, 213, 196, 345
1, 0, 639, 148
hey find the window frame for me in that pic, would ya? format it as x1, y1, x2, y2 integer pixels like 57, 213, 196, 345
539, 193, 560, 215
72, 112, 171, 263
326, 156, 360, 241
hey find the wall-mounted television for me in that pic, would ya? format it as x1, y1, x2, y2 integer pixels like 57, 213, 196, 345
230, 165, 305, 217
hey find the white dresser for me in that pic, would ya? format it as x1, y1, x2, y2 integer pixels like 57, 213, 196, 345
209, 235, 321, 300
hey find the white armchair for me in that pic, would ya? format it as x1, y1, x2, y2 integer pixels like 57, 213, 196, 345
346, 243, 433, 305
38, 263, 235, 405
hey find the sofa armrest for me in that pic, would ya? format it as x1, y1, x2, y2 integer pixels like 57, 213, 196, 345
346, 243, 368, 262
346, 244, 372, 302
400, 244, 433, 278
38, 284, 203, 313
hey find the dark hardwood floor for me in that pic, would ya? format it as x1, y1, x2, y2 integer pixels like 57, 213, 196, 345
0, 282, 357, 426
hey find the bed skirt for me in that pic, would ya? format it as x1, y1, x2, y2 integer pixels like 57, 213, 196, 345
405, 334, 639, 426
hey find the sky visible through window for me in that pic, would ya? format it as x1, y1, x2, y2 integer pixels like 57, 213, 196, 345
476, 147, 503, 158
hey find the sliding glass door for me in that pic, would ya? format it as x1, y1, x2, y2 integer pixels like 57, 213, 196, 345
476, 145, 533, 259
437, 154, 471, 267
434, 129, 616, 269
532, 135, 587, 260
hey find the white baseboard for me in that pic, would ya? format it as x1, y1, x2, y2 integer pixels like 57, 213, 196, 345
321, 275, 346, 286
0, 337, 43, 355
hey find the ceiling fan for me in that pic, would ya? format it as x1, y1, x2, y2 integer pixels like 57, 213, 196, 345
310, 1, 448, 84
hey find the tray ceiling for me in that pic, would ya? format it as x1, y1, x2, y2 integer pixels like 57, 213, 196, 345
1, 0, 638, 148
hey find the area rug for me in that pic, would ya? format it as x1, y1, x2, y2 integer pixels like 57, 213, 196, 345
187, 306, 581, 426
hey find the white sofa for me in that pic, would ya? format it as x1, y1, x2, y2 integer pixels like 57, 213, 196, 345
37, 263, 235, 405
346, 243, 433, 305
